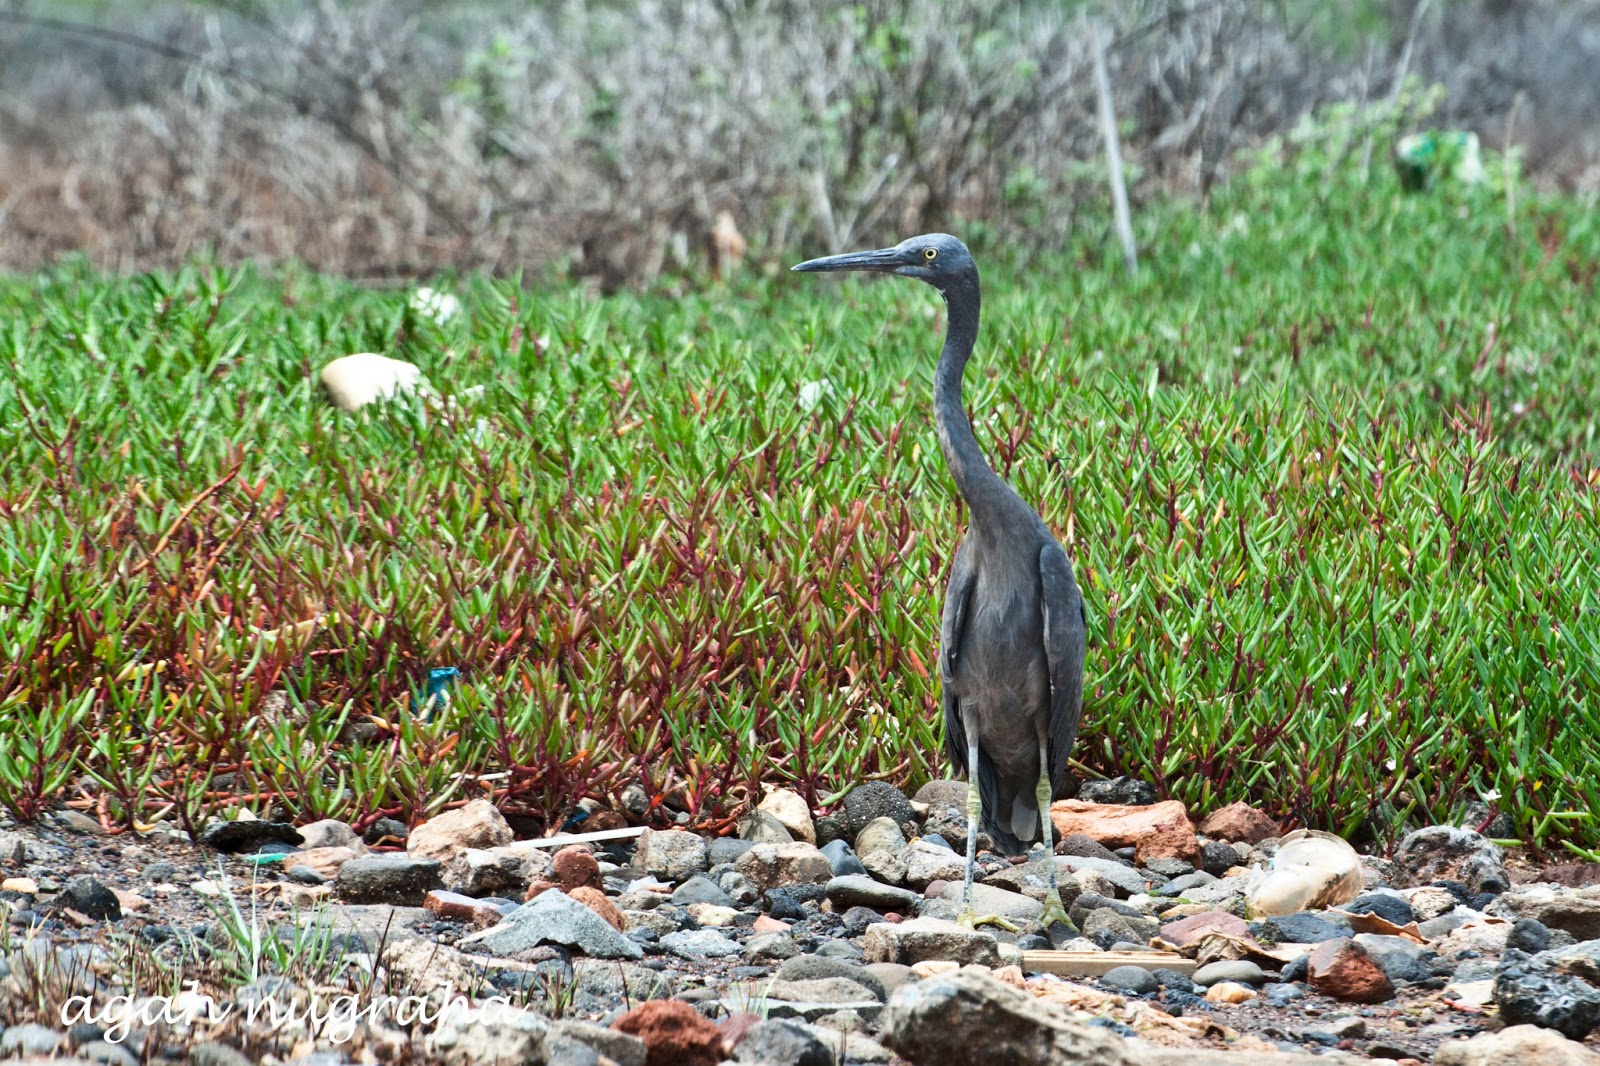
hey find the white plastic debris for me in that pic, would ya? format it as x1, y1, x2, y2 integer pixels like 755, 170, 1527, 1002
798, 378, 835, 412
410, 286, 461, 324
319, 353, 427, 412
1245, 829, 1364, 917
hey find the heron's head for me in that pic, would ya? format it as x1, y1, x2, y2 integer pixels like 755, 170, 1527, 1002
792, 233, 974, 291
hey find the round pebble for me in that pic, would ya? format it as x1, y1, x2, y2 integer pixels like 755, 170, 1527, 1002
1099, 965, 1160, 995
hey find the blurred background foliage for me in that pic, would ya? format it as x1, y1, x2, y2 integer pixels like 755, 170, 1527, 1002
1, 0, 1597, 285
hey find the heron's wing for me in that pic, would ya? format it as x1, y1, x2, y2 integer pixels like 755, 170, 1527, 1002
1039, 542, 1087, 793
940, 540, 978, 773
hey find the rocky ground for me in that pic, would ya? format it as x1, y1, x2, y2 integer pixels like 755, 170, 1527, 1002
3, 781, 1600, 1065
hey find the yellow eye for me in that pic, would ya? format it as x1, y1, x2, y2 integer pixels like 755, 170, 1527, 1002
923, 248, 938, 260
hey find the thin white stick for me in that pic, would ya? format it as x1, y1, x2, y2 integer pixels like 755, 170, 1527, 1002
1092, 23, 1138, 278
520, 826, 649, 848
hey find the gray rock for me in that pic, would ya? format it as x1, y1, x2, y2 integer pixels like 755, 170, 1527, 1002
860, 848, 908, 886
188, 1044, 255, 1066
1144, 857, 1196, 878
51, 876, 122, 921
855, 817, 908, 858
426, 1001, 549, 1066
814, 813, 851, 847
863, 918, 1001, 967
542, 1032, 601, 1066
1100, 965, 1159, 994
1151, 968, 1198, 993
1494, 941, 1600, 1038
718, 869, 761, 906
922, 805, 972, 846
1252, 912, 1351, 944
1200, 841, 1241, 877
572, 959, 674, 1000
198, 817, 304, 853
621, 909, 677, 938
913, 780, 970, 808
881, 967, 1325, 1065
899, 840, 966, 889
1081, 909, 1159, 950
1172, 873, 1253, 910
1492, 886, 1600, 941
1433, 1024, 1600, 1066
737, 842, 834, 890
1077, 777, 1158, 806
734, 1019, 836, 1066
864, 962, 918, 999
707, 837, 758, 866
80, 1041, 139, 1066
843, 783, 914, 834
1054, 855, 1149, 897
1069, 894, 1147, 928
1193, 960, 1265, 986
934, 881, 1044, 922
1354, 933, 1437, 985
739, 809, 794, 844
546, 1020, 646, 1066
1152, 872, 1216, 898
776, 956, 888, 1001
671, 874, 734, 907
757, 978, 885, 1023
461, 889, 643, 959
1, 1024, 64, 1056
1395, 826, 1509, 895
660, 929, 742, 959
746, 933, 801, 961
827, 875, 921, 913
446, 847, 533, 897
363, 817, 408, 846
297, 819, 365, 852
1345, 893, 1416, 927
815, 938, 865, 960
287, 865, 326, 885
984, 859, 1082, 909
335, 857, 444, 904
1507, 918, 1552, 954
635, 828, 708, 881
820, 840, 867, 877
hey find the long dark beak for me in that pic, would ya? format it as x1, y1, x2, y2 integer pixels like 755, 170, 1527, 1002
791, 247, 905, 273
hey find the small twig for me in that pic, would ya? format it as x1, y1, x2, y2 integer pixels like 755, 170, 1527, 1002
126, 461, 243, 577
1091, 22, 1138, 278
1360, 0, 1433, 176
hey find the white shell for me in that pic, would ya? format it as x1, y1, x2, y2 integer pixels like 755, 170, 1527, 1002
1244, 829, 1364, 918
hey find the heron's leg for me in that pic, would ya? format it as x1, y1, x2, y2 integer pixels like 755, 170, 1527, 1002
956, 740, 1018, 933
1035, 746, 1072, 930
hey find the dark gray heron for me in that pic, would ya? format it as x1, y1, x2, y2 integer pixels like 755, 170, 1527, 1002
794, 233, 1084, 931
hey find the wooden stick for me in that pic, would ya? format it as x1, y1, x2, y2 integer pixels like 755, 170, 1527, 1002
1091, 23, 1138, 278
1022, 950, 1194, 977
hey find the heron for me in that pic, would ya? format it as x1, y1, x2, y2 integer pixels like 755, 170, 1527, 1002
794, 233, 1085, 932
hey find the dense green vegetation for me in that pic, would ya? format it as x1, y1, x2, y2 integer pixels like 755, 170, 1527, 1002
2, 136, 1599, 853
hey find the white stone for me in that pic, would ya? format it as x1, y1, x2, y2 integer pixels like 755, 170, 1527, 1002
759, 788, 817, 844
320, 353, 426, 411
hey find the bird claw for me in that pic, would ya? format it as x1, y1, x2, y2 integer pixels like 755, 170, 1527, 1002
1038, 896, 1074, 932
957, 909, 1020, 933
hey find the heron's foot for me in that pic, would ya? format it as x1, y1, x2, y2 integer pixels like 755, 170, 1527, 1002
957, 908, 1020, 933
1038, 895, 1074, 932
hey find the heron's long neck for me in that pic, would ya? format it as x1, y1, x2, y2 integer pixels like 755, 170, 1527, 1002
933, 272, 1017, 531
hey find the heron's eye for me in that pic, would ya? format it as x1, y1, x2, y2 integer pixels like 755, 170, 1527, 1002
923, 248, 938, 260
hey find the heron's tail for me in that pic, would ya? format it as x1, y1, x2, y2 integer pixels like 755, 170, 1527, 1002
976, 751, 1042, 856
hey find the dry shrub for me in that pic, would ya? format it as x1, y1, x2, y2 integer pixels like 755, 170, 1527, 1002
0, 0, 1595, 284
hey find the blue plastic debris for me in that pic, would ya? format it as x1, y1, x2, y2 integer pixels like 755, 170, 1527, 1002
412, 666, 460, 719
